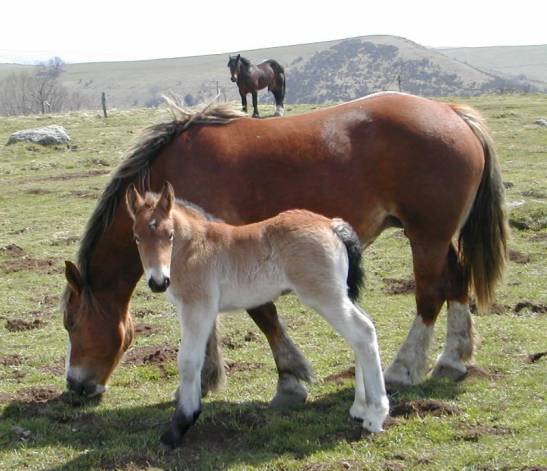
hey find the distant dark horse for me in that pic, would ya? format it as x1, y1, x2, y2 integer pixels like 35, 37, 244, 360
228, 54, 285, 117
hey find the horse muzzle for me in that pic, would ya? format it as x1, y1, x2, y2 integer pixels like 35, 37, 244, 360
230, 76, 237, 82
148, 276, 170, 293
67, 377, 106, 397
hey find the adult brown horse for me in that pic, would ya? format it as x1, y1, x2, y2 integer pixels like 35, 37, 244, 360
63, 92, 508, 408
227, 54, 285, 117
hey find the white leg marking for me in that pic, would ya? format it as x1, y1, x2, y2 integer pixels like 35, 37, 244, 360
384, 315, 433, 386
433, 301, 474, 376
274, 105, 285, 116
176, 302, 218, 418
313, 297, 389, 432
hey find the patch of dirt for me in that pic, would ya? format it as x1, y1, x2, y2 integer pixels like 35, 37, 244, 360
456, 424, 512, 442
390, 399, 460, 418
25, 188, 53, 195
70, 190, 101, 199
34, 169, 110, 182
244, 331, 259, 342
323, 367, 355, 384
470, 300, 507, 315
0, 354, 24, 366
522, 189, 547, 199
134, 323, 161, 337
16, 386, 61, 403
0, 244, 26, 257
383, 277, 415, 295
508, 249, 531, 264
39, 294, 60, 307
39, 359, 65, 376
225, 360, 264, 375
133, 308, 155, 318
1, 257, 62, 275
514, 301, 547, 315
530, 233, 547, 242
123, 345, 177, 366
50, 236, 79, 246
5, 318, 46, 332
527, 352, 547, 363
221, 336, 241, 350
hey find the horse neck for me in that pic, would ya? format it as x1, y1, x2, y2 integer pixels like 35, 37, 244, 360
84, 204, 142, 317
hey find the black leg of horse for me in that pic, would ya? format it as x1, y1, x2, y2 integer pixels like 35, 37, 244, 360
247, 302, 312, 408
240, 93, 247, 113
252, 91, 259, 118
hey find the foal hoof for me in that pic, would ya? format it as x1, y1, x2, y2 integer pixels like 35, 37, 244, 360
160, 425, 183, 449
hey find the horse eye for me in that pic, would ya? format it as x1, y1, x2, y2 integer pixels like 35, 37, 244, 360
134, 235, 140, 244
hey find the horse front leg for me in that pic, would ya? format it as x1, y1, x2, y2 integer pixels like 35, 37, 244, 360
247, 302, 312, 408
251, 91, 259, 118
240, 92, 247, 113
161, 303, 217, 448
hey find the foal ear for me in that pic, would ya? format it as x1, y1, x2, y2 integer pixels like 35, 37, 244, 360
65, 261, 83, 296
125, 183, 143, 221
158, 181, 175, 214
236, 53, 240, 61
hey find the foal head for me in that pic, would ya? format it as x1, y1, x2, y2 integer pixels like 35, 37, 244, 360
126, 182, 175, 293
227, 54, 241, 82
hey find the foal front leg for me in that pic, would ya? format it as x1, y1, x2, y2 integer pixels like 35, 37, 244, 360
161, 304, 217, 448
251, 91, 259, 118
240, 92, 247, 113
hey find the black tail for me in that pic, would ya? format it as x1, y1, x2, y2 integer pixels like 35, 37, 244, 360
267, 59, 285, 103
331, 219, 364, 301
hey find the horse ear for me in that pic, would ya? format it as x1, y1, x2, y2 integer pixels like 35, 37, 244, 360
125, 183, 143, 220
158, 181, 175, 214
236, 53, 240, 60
65, 261, 83, 296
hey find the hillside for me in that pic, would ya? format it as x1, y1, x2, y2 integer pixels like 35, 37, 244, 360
439, 44, 547, 90
0, 36, 542, 110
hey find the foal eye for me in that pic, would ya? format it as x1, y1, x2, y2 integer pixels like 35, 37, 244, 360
169, 231, 174, 241
134, 236, 140, 244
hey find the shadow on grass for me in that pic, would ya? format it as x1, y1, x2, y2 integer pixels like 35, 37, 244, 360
1, 378, 465, 470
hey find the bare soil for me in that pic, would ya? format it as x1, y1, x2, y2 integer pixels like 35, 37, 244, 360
69, 190, 101, 199
33, 169, 110, 182
383, 277, 415, 295
509, 249, 531, 264
225, 360, 264, 375
134, 323, 161, 337
5, 318, 46, 332
456, 424, 512, 442
514, 301, 547, 314
0, 354, 24, 366
323, 367, 355, 384
390, 399, 460, 418
527, 352, 547, 363
123, 345, 178, 366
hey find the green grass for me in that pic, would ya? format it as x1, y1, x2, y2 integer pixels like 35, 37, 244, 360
0, 96, 546, 470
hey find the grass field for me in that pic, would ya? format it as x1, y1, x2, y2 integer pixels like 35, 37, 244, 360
0, 96, 546, 470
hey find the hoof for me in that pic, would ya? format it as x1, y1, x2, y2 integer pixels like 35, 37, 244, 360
431, 362, 467, 381
270, 376, 308, 409
160, 408, 201, 448
384, 361, 425, 392
350, 398, 389, 433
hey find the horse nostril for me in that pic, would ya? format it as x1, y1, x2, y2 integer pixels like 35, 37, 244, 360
164, 277, 170, 289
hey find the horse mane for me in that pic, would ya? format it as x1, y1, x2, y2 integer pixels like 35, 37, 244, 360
239, 56, 251, 67
77, 97, 245, 284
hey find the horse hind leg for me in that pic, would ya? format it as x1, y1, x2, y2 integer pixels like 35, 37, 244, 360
431, 244, 476, 380
272, 88, 284, 117
384, 240, 449, 389
247, 302, 312, 408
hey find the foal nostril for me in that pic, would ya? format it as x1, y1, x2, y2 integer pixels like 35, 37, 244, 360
164, 277, 170, 289
149, 277, 168, 293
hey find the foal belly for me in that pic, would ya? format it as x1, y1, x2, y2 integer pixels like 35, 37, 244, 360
218, 274, 289, 312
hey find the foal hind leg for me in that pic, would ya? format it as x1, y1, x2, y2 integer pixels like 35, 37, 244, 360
432, 244, 476, 380
384, 241, 448, 389
247, 302, 312, 408
309, 296, 388, 432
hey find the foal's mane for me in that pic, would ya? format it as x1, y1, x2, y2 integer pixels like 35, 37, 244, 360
77, 98, 245, 284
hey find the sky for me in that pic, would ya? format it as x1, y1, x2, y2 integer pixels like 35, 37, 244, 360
1, 0, 546, 64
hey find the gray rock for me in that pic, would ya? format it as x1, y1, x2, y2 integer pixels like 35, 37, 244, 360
534, 118, 547, 127
6, 125, 70, 145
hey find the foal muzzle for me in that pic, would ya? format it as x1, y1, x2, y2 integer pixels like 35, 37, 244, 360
231, 76, 237, 82
148, 276, 170, 293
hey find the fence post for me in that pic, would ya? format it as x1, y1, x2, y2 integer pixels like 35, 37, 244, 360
101, 92, 108, 118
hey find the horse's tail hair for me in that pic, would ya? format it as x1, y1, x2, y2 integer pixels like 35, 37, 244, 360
450, 103, 509, 312
331, 219, 364, 301
268, 59, 285, 102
